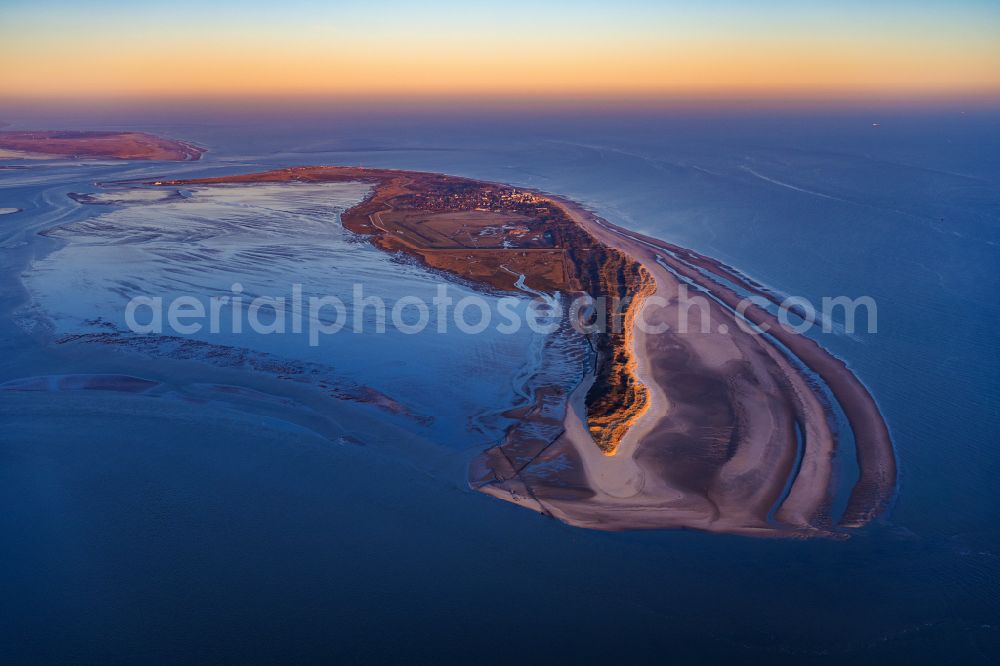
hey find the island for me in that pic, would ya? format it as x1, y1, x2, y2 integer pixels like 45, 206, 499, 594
153, 165, 897, 538
0, 130, 204, 161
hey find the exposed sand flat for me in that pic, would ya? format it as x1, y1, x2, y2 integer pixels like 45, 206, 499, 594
474, 196, 896, 538
147, 164, 895, 538
160, 166, 653, 456
68, 189, 184, 205
592, 218, 897, 529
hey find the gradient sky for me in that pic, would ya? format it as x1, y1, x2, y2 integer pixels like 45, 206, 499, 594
2, 0, 999, 101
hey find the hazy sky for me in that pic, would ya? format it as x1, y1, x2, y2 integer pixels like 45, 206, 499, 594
2, 0, 999, 101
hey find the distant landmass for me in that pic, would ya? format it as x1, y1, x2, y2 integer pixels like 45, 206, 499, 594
0, 130, 204, 161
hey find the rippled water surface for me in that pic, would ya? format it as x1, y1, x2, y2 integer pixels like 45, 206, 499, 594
22, 181, 543, 447
1, 107, 998, 663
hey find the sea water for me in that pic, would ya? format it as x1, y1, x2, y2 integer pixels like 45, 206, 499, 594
1, 105, 997, 662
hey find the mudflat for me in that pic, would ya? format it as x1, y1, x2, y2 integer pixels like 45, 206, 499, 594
154, 166, 896, 538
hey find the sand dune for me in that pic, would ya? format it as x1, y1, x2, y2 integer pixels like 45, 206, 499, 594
145, 164, 895, 538
474, 196, 896, 538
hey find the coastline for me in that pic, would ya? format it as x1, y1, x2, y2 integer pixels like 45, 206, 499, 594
156, 166, 653, 458
545, 196, 897, 533
149, 165, 896, 538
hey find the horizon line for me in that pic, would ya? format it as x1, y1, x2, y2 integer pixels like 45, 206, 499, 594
4, 89, 1000, 111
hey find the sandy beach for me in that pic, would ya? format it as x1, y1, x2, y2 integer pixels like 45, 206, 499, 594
149, 165, 896, 538
475, 195, 897, 537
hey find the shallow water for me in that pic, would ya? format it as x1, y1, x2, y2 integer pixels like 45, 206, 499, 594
21, 180, 540, 447
1, 107, 998, 662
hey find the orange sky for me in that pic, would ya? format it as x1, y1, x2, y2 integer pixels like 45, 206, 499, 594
2, 1, 999, 101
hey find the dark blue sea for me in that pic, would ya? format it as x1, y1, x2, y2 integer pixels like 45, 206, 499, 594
1, 104, 998, 663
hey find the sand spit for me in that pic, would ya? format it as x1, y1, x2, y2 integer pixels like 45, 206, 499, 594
473, 197, 897, 537
149, 165, 895, 538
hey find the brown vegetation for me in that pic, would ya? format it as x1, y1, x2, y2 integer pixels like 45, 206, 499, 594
158, 165, 649, 453
149, 164, 895, 536
0, 130, 204, 161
